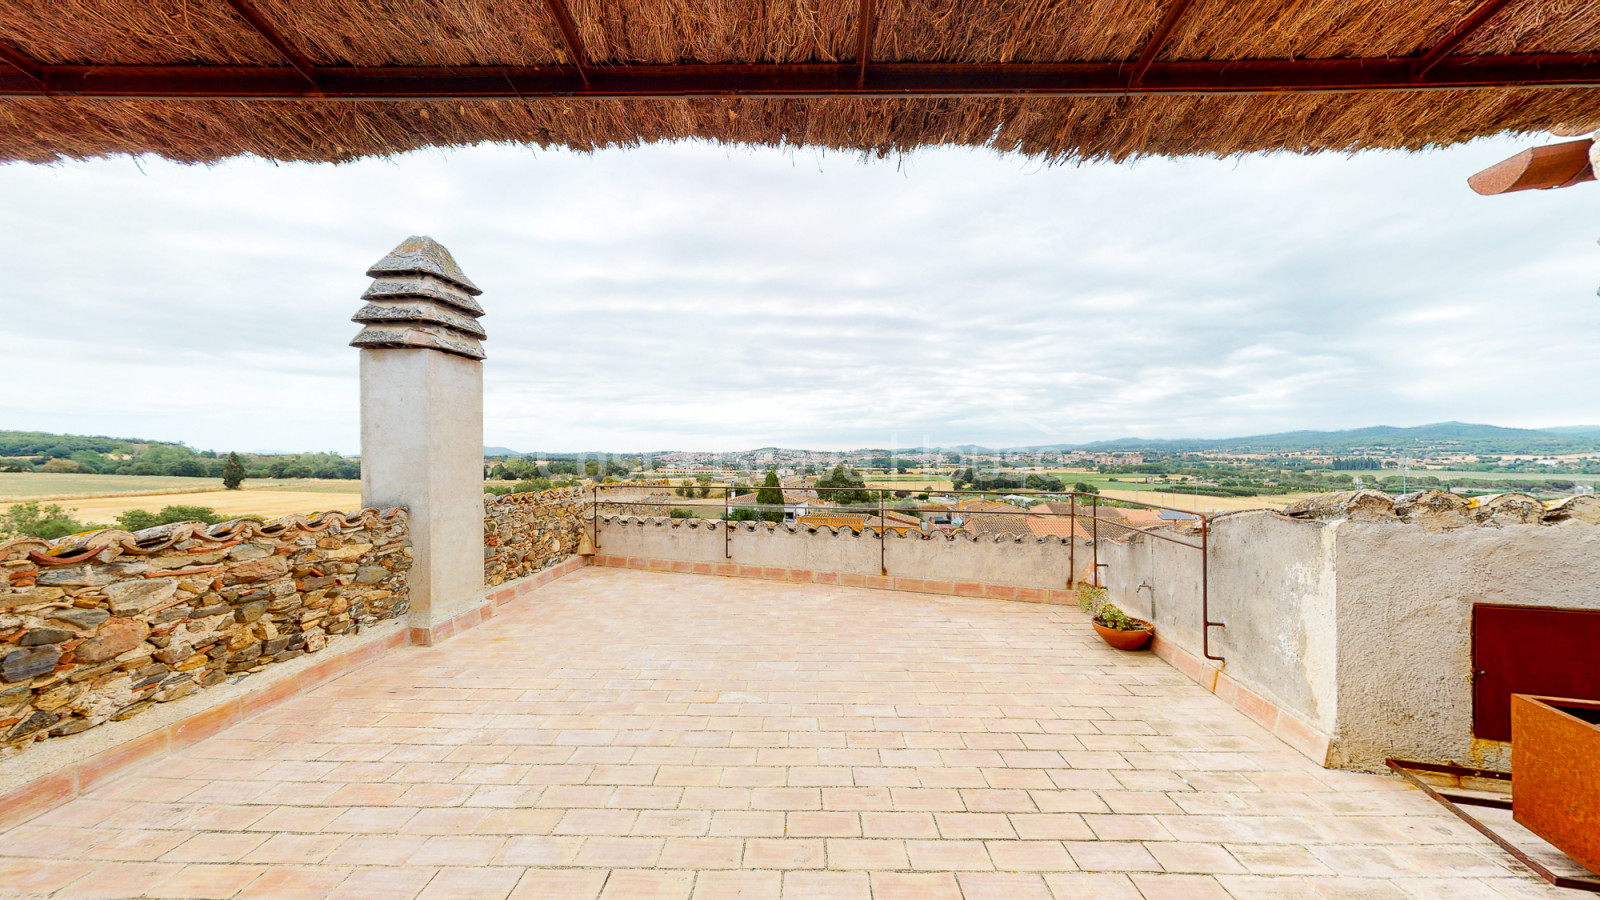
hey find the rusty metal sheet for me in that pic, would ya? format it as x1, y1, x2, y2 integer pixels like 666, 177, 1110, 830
1512, 695, 1600, 877
1473, 605, 1600, 742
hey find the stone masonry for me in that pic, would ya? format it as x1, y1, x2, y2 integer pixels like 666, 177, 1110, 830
0, 509, 409, 753
484, 488, 587, 588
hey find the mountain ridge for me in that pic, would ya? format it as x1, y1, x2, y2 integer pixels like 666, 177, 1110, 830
481, 422, 1600, 457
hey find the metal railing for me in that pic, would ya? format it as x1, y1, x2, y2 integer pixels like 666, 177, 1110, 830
585, 482, 1227, 661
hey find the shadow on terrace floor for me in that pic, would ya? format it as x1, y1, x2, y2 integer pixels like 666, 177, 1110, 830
0, 568, 1561, 899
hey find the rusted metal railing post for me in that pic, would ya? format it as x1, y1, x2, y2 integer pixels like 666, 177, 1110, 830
1091, 493, 1099, 588
878, 490, 887, 575
591, 484, 599, 552
724, 485, 731, 559
1068, 494, 1077, 587
1202, 516, 1225, 661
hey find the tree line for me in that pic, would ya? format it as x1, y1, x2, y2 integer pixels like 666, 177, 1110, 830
0, 431, 357, 480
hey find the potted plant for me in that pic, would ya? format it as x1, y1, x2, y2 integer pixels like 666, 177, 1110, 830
1078, 583, 1153, 650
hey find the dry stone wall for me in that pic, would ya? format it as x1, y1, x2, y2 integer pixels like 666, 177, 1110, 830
484, 489, 586, 587
0, 509, 409, 753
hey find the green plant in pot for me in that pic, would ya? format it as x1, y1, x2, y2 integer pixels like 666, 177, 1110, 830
1078, 583, 1153, 650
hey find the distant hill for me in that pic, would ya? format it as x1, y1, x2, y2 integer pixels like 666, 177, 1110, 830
1541, 425, 1600, 438
1028, 422, 1600, 455
0, 430, 185, 456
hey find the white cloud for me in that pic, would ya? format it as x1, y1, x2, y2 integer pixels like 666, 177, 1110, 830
0, 136, 1594, 453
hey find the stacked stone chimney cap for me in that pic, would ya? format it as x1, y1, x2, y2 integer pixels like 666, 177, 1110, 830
366, 235, 481, 295
351, 235, 487, 361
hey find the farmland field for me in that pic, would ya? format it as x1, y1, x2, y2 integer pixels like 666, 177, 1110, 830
0, 474, 363, 522
0, 473, 228, 500
865, 479, 952, 491
1410, 470, 1600, 484
1095, 488, 1315, 513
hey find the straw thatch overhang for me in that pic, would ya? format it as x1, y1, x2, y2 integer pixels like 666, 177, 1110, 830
2, 0, 1600, 163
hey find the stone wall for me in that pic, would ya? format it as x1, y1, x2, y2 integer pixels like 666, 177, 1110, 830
483, 489, 586, 587
0, 509, 409, 753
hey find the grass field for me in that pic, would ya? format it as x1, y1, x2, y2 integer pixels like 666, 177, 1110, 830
0, 474, 363, 522
1409, 470, 1600, 484
866, 479, 952, 491
1096, 488, 1315, 513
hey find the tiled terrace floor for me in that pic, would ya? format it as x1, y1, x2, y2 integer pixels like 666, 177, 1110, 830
0, 568, 1567, 899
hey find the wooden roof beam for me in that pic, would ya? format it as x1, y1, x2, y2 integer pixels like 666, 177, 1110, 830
3, 54, 1599, 100
0, 39, 43, 87
856, 0, 876, 85
1468, 138, 1595, 194
1130, 0, 1197, 87
223, 0, 316, 85
541, 0, 589, 83
1415, 0, 1519, 77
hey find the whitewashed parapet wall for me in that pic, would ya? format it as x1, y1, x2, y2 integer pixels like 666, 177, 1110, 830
596, 491, 1600, 771
595, 515, 1086, 588
0, 510, 409, 752
1098, 490, 1600, 771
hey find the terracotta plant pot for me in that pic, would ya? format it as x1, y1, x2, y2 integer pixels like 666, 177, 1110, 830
1512, 694, 1600, 875
1093, 620, 1153, 651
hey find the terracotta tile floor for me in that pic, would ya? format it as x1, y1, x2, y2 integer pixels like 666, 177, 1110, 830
0, 568, 1568, 899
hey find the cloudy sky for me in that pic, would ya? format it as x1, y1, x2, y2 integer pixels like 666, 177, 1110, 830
0, 135, 1595, 454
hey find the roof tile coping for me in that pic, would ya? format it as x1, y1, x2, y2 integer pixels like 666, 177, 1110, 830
352, 300, 488, 340
1, 507, 407, 563
1280, 488, 1600, 528
362, 276, 485, 317
366, 235, 481, 296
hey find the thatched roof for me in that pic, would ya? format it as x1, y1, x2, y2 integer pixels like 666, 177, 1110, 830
2, 0, 1599, 164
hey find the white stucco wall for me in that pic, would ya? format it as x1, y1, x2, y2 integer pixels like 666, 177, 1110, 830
360, 349, 485, 629
1098, 513, 1340, 738
1328, 518, 1600, 770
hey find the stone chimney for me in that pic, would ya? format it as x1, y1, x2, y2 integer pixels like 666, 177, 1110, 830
353, 236, 486, 645
352, 235, 486, 360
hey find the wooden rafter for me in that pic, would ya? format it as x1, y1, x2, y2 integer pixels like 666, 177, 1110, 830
223, 0, 316, 85
1415, 0, 1520, 76
0, 39, 43, 86
1129, 0, 1197, 86
856, 0, 876, 84
541, 0, 589, 83
0, 54, 1596, 100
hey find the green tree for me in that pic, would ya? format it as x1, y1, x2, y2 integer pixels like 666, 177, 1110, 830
116, 506, 228, 531
584, 459, 601, 478
755, 471, 785, 522
816, 464, 871, 505
222, 452, 247, 490
1025, 473, 1064, 492
1073, 481, 1100, 495
0, 502, 103, 540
